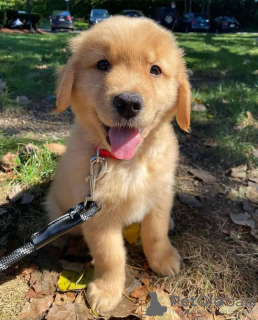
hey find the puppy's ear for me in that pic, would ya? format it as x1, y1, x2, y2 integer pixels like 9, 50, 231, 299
56, 58, 74, 113
175, 62, 191, 132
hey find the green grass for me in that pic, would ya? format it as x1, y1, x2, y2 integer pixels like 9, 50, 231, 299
175, 33, 258, 167
0, 32, 73, 100
0, 137, 60, 187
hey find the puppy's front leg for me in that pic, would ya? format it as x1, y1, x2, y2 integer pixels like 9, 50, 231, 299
141, 201, 181, 276
84, 221, 126, 313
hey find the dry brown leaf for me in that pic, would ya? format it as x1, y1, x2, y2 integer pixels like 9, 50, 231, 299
130, 286, 149, 300
21, 193, 34, 204
246, 186, 258, 204
1, 151, 17, 171
25, 143, 39, 154
141, 277, 150, 287
100, 296, 137, 319
30, 269, 59, 295
54, 292, 76, 305
230, 165, 247, 179
188, 167, 216, 184
24, 288, 44, 301
230, 212, 255, 229
8, 184, 24, 202
18, 294, 53, 319
179, 193, 203, 208
251, 303, 258, 319
45, 143, 66, 156
46, 303, 93, 320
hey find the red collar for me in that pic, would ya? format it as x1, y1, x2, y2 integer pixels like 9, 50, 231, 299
96, 148, 118, 160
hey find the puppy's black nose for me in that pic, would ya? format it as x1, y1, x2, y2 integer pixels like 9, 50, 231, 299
113, 92, 143, 120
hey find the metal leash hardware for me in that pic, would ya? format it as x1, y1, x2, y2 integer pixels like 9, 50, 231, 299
0, 150, 107, 272
84, 149, 107, 208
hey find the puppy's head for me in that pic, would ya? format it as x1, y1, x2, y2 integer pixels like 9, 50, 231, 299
56, 16, 191, 160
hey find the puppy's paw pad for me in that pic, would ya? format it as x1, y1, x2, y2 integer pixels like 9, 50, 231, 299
148, 242, 181, 277
87, 280, 123, 313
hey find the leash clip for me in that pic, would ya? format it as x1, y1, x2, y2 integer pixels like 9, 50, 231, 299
84, 149, 107, 207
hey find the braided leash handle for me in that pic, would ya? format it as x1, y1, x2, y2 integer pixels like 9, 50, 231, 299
0, 242, 35, 272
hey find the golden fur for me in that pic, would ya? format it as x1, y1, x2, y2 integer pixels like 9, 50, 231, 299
46, 16, 191, 313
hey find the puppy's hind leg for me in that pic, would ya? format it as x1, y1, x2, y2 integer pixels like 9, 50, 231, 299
140, 199, 181, 277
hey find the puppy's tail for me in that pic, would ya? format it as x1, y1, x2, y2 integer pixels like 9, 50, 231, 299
45, 143, 67, 156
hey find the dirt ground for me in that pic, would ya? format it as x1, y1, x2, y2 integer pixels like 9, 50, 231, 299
0, 98, 257, 320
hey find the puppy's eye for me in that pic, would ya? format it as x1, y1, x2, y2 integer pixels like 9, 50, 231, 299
97, 60, 110, 72
150, 65, 162, 76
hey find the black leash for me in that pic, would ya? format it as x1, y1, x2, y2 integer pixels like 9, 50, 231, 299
0, 150, 107, 272
0, 200, 101, 272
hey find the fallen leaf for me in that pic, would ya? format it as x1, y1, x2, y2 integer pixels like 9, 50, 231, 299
252, 148, 258, 158
178, 193, 203, 208
251, 302, 258, 319
46, 303, 93, 320
18, 294, 53, 319
100, 296, 137, 319
16, 95, 30, 104
188, 168, 216, 184
30, 269, 59, 295
21, 193, 34, 204
25, 143, 39, 155
227, 187, 247, 201
123, 223, 140, 244
8, 184, 24, 202
1, 151, 17, 171
246, 186, 258, 204
130, 286, 149, 299
243, 200, 254, 214
230, 165, 247, 179
219, 303, 240, 315
54, 292, 76, 305
230, 212, 255, 229
57, 268, 94, 292
24, 288, 44, 300
192, 102, 207, 112
45, 143, 66, 156
248, 181, 258, 192
141, 277, 150, 287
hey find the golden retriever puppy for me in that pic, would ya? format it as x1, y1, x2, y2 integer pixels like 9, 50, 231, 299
46, 16, 191, 313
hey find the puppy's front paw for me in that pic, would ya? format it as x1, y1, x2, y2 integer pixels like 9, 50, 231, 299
147, 239, 181, 277
87, 278, 123, 313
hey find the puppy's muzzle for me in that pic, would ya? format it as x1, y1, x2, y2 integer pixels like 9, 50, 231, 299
113, 92, 143, 120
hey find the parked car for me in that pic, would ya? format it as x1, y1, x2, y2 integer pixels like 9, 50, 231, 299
121, 10, 144, 17
89, 9, 110, 26
212, 16, 240, 32
50, 10, 74, 31
151, 7, 177, 29
175, 13, 210, 32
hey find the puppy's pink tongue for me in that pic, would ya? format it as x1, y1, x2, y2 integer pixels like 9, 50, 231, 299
109, 127, 141, 160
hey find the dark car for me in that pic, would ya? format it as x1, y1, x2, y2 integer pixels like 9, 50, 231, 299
151, 7, 177, 29
89, 9, 110, 26
176, 13, 210, 32
121, 10, 144, 17
212, 16, 240, 33
50, 11, 74, 31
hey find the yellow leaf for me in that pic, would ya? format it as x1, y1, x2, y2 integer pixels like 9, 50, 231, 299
123, 223, 140, 244
194, 98, 203, 103
57, 269, 93, 292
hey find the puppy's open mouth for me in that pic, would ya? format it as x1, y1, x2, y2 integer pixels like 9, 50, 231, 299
104, 125, 142, 160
